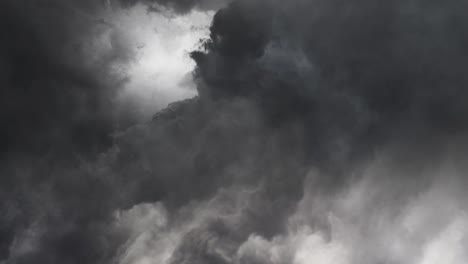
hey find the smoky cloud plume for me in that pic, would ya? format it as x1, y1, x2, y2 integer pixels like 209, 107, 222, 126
2, 0, 468, 263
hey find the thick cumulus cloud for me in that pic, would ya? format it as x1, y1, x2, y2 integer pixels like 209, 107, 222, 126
115, 0, 468, 263
0, 0, 215, 262
3, 0, 468, 263
0, 1, 131, 261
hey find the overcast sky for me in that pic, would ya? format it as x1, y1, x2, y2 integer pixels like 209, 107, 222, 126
2, 0, 468, 264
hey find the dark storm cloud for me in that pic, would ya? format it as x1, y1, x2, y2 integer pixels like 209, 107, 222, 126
3, 0, 468, 263
0, 0, 130, 158
143, 0, 468, 262
196, 0, 468, 141
291, 0, 468, 134
0, 0, 228, 262
0, 0, 135, 262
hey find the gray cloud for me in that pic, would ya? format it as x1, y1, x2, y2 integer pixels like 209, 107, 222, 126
3, 0, 468, 263
117, 0, 230, 13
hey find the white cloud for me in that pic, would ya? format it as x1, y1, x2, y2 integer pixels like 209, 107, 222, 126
108, 4, 213, 120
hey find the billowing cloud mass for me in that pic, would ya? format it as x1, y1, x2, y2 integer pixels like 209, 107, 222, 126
2, 0, 468, 263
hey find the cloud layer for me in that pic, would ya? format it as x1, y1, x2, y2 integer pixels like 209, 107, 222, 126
2, 0, 468, 263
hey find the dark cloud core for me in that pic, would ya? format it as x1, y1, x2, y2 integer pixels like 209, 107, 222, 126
2, 0, 468, 263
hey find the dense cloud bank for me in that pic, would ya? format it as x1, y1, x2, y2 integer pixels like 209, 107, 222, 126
2, 0, 468, 263
0, 0, 124, 158
0, 0, 220, 158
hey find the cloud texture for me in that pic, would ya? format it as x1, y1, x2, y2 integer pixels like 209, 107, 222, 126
2, 0, 468, 263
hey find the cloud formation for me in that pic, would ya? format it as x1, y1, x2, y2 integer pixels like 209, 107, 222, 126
117, 0, 230, 13
3, 0, 468, 263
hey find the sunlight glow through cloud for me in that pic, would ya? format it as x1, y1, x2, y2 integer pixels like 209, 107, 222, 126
110, 5, 213, 120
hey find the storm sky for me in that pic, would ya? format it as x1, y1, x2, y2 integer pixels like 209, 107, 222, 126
2, 0, 468, 263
